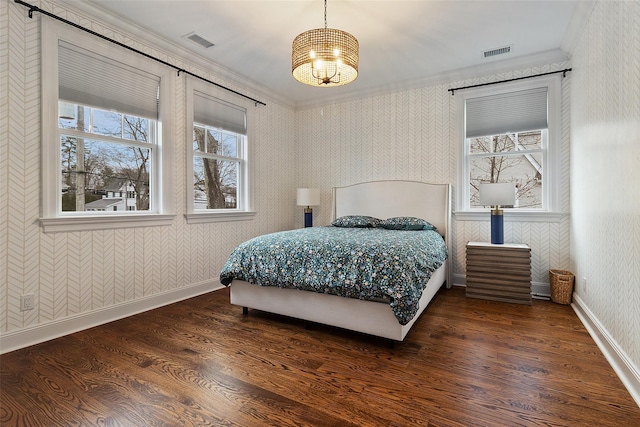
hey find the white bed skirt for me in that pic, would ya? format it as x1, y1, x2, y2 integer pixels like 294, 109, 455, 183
229, 260, 448, 342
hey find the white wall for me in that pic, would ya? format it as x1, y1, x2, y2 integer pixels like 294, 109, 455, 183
294, 63, 572, 294
570, 0, 640, 395
2, 1, 638, 403
0, 0, 296, 352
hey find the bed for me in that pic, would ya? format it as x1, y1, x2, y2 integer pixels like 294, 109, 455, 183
220, 180, 452, 342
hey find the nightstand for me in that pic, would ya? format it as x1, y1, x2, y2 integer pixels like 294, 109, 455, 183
465, 242, 532, 305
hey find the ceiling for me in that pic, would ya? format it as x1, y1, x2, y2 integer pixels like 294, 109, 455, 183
66, 1, 591, 108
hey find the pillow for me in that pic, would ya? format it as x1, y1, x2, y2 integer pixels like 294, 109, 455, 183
331, 215, 381, 228
378, 216, 436, 231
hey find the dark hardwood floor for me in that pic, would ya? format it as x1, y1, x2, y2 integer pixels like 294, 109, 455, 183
2, 286, 639, 426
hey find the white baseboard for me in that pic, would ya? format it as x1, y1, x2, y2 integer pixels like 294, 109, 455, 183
0, 280, 223, 354
450, 276, 638, 407
572, 293, 640, 408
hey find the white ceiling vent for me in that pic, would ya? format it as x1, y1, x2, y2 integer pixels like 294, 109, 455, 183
483, 45, 512, 59
182, 32, 215, 49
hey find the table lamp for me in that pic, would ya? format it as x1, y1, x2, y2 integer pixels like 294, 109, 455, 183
296, 188, 320, 227
479, 183, 515, 244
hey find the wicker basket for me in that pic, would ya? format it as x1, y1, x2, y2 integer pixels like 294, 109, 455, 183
549, 270, 575, 304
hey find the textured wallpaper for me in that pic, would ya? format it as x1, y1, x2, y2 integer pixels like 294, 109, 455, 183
0, 0, 296, 336
294, 66, 572, 291
570, 0, 640, 374
3, 0, 637, 381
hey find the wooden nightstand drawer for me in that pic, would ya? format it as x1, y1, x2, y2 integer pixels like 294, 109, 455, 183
465, 242, 532, 304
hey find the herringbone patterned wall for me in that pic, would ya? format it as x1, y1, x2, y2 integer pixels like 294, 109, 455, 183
295, 66, 572, 291
2, 0, 637, 377
1, 0, 296, 337
570, 0, 640, 374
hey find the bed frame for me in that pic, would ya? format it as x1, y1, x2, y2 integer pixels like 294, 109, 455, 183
229, 180, 452, 341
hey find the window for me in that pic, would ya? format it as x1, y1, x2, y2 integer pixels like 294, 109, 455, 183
456, 75, 561, 219
41, 20, 175, 232
192, 124, 242, 209
59, 103, 153, 213
185, 79, 254, 223
468, 130, 545, 209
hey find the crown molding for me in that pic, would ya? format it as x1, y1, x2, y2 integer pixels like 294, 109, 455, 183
561, 1, 597, 55
53, 0, 575, 111
294, 49, 570, 109
55, 0, 294, 108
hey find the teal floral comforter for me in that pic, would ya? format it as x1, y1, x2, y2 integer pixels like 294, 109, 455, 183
219, 227, 447, 325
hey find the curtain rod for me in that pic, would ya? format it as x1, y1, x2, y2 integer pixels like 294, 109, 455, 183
448, 68, 572, 95
14, 0, 267, 107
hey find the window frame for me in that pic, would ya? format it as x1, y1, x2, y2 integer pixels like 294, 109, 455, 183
40, 19, 175, 232
184, 78, 255, 224
455, 74, 563, 222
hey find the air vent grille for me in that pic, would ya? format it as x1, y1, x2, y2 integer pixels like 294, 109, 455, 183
183, 32, 215, 49
483, 45, 511, 58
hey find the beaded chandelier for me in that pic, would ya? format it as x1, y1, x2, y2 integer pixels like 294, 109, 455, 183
292, 0, 359, 86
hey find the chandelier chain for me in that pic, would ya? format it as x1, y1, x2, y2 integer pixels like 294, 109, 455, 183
324, 0, 328, 29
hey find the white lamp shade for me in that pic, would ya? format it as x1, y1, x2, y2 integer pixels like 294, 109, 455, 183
479, 183, 515, 207
296, 188, 320, 206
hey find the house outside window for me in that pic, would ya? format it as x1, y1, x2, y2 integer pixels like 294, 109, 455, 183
40, 19, 175, 232
59, 104, 152, 213
456, 75, 561, 219
184, 78, 255, 224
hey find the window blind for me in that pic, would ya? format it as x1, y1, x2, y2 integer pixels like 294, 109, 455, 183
194, 91, 247, 135
465, 87, 548, 138
58, 41, 160, 119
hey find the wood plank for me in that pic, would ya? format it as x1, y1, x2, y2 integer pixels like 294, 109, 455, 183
1, 287, 638, 426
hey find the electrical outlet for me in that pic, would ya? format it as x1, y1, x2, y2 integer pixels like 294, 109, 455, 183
20, 294, 35, 311
583, 277, 587, 293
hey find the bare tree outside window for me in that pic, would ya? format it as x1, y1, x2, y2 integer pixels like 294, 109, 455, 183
59, 103, 154, 212
193, 125, 240, 210
469, 131, 543, 209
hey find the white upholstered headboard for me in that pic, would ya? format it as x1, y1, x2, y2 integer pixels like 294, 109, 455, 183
332, 180, 452, 287
332, 180, 451, 238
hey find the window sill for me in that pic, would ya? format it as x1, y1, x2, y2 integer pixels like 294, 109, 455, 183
40, 214, 176, 233
185, 211, 256, 224
454, 210, 568, 223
